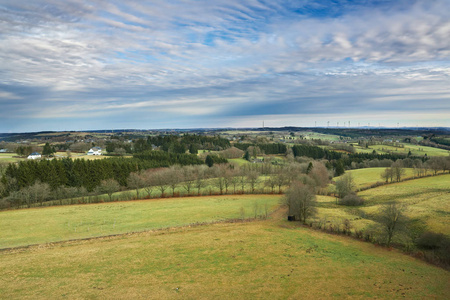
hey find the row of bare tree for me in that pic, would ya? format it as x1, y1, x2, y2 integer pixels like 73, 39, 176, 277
0, 160, 331, 209
100, 161, 331, 201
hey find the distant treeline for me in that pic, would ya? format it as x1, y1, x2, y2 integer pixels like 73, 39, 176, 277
2, 151, 203, 194
234, 143, 287, 154
291, 144, 427, 166
107, 134, 231, 154
429, 137, 450, 147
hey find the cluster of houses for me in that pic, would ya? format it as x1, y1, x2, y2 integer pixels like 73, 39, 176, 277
27, 147, 103, 159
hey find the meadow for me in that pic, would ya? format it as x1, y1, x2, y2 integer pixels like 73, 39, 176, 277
0, 169, 449, 298
55, 151, 112, 160
319, 174, 450, 238
358, 174, 450, 236
352, 143, 449, 157
300, 131, 342, 141
0, 218, 448, 299
334, 167, 416, 189
0, 153, 24, 164
0, 195, 281, 249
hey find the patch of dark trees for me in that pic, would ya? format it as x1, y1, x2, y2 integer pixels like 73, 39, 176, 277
290, 144, 428, 176
107, 134, 231, 154
1, 151, 203, 194
234, 143, 287, 154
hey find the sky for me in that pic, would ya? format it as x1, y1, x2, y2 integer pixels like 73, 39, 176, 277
0, 0, 449, 132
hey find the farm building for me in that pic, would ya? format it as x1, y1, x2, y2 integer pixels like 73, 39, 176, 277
27, 152, 42, 159
87, 147, 103, 155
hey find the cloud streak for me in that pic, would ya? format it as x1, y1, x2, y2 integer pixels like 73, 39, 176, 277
0, 0, 449, 131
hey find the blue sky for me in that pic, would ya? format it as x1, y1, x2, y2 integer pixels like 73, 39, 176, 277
0, 0, 449, 132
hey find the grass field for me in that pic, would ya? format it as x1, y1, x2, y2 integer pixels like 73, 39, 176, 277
358, 174, 450, 235
0, 153, 24, 164
0, 195, 281, 249
0, 218, 448, 299
334, 168, 416, 189
353, 143, 450, 157
318, 173, 450, 237
61, 152, 111, 160
300, 131, 342, 141
228, 158, 250, 166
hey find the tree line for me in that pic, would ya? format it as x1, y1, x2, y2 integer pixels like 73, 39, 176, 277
1, 151, 204, 196
234, 143, 287, 155
0, 160, 331, 210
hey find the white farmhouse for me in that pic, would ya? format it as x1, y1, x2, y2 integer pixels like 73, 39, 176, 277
87, 147, 103, 156
27, 152, 42, 159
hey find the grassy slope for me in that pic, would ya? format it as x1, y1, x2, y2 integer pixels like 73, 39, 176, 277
0, 195, 281, 248
353, 143, 449, 156
358, 174, 450, 235
334, 168, 416, 189
0, 219, 448, 299
228, 158, 250, 166
318, 173, 450, 236
0, 153, 24, 163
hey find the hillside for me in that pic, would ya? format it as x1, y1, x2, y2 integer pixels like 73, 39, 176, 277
0, 218, 448, 299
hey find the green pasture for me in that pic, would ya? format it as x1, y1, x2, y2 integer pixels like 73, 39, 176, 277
318, 173, 450, 236
358, 174, 450, 235
334, 168, 416, 189
1, 219, 448, 299
228, 158, 250, 166
0, 153, 24, 164
0, 195, 281, 248
353, 143, 449, 157
300, 131, 342, 141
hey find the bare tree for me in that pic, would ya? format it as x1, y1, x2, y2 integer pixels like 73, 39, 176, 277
264, 176, 277, 193
181, 165, 195, 195
275, 171, 288, 193
286, 162, 302, 183
28, 181, 51, 206
427, 157, 443, 175
194, 165, 208, 195
308, 161, 330, 188
99, 178, 120, 201
378, 202, 407, 247
8, 189, 25, 208
62, 186, 79, 204
284, 181, 317, 224
381, 167, 394, 182
246, 170, 259, 193
223, 168, 234, 194
127, 172, 145, 199
391, 160, 405, 182
238, 171, 247, 193
213, 165, 227, 194
335, 173, 355, 198
142, 170, 155, 198
231, 171, 240, 194
153, 169, 170, 197
167, 165, 182, 196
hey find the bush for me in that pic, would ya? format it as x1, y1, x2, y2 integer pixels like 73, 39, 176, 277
338, 193, 364, 206
416, 231, 450, 268
416, 232, 449, 250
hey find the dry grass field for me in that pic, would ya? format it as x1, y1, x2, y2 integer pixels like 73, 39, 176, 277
0, 217, 448, 299
358, 174, 450, 235
334, 167, 416, 189
0, 195, 281, 249
319, 173, 450, 237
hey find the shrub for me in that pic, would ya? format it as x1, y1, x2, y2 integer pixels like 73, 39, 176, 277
416, 232, 449, 250
338, 193, 364, 206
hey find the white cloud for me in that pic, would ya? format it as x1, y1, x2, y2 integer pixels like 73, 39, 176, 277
0, 0, 449, 131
